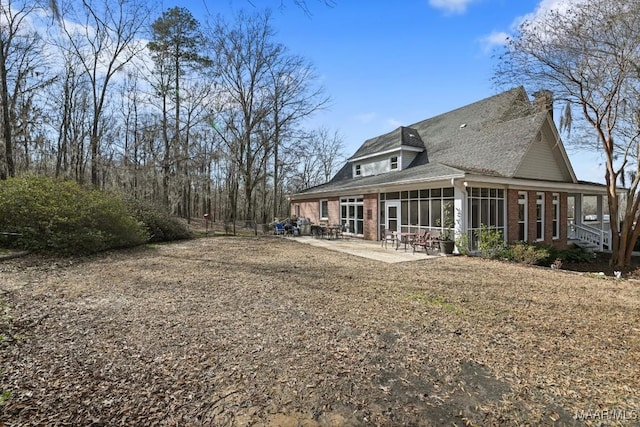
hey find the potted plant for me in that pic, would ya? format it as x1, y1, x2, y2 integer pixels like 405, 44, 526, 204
439, 228, 455, 254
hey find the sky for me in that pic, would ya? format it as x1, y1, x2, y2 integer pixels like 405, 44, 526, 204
162, 0, 605, 183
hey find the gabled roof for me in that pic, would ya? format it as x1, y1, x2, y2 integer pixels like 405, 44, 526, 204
292, 87, 579, 198
350, 126, 425, 160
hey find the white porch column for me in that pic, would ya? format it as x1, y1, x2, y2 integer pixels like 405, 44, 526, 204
596, 195, 604, 230
453, 180, 467, 253
575, 194, 583, 226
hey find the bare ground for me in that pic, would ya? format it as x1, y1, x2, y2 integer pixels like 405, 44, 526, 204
1, 236, 639, 426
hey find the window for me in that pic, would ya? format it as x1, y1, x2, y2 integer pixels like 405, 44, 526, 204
320, 199, 329, 220
467, 187, 506, 250
518, 192, 528, 242
380, 187, 454, 234
354, 164, 361, 176
390, 156, 398, 170
340, 197, 364, 235
536, 193, 545, 241
552, 193, 560, 239
295, 204, 300, 217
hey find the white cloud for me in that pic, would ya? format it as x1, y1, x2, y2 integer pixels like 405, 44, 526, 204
479, 0, 588, 54
479, 31, 510, 52
516, 0, 587, 27
428, 0, 477, 15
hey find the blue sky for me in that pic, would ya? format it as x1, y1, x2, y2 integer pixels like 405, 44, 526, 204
164, 0, 604, 183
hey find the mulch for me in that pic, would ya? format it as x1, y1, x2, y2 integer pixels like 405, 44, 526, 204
1, 237, 639, 426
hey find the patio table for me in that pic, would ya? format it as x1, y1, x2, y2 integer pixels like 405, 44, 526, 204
393, 232, 416, 251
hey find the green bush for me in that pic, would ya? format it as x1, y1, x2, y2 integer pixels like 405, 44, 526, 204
124, 197, 191, 243
535, 243, 595, 266
455, 231, 471, 256
0, 176, 148, 254
476, 225, 507, 259
503, 242, 550, 265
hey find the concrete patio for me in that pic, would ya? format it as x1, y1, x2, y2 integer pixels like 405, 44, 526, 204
288, 235, 441, 264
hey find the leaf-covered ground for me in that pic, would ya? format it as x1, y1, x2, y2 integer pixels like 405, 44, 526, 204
1, 236, 639, 426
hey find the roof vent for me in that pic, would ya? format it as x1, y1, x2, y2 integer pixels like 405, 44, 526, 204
460, 123, 467, 128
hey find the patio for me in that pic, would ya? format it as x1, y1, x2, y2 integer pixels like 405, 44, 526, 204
290, 235, 440, 263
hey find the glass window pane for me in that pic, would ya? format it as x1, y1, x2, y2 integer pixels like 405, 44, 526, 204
481, 199, 489, 225
490, 199, 497, 226
471, 199, 479, 228
386, 192, 400, 200
420, 200, 429, 226
401, 201, 408, 225
409, 190, 419, 199
431, 199, 441, 227
443, 187, 454, 197
410, 200, 418, 225
420, 190, 429, 198
431, 189, 441, 198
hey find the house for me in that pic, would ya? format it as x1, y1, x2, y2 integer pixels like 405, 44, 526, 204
289, 87, 610, 251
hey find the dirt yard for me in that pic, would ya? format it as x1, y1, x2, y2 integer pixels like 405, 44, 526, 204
1, 236, 639, 426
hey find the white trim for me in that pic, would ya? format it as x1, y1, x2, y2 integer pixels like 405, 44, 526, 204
319, 199, 329, 220
289, 172, 614, 202
552, 193, 560, 240
349, 146, 424, 162
385, 201, 401, 234
536, 192, 544, 242
390, 155, 398, 170
518, 191, 528, 242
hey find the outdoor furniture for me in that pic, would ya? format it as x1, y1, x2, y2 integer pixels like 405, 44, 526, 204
381, 229, 396, 248
394, 231, 416, 251
329, 224, 343, 239
410, 230, 439, 254
274, 223, 285, 236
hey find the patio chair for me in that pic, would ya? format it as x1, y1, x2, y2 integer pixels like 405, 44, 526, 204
274, 223, 285, 236
411, 230, 439, 254
381, 229, 396, 249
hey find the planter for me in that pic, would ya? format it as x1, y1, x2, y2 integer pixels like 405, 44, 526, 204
439, 239, 455, 254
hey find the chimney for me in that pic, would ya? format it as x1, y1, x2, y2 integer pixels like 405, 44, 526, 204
533, 90, 553, 118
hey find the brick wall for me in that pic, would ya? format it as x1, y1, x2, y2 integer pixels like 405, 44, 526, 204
290, 197, 340, 225
363, 193, 378, 240
506, 189, 568, 248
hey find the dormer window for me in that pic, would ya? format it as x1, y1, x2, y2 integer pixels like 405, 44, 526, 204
355, 164, 361, 176
390, 156, 398, 170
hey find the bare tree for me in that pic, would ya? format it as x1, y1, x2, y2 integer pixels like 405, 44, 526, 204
208, 10, 275, 224
494, 0, 640, 267
58, 0, 151, 187
0, 0, 50, 179
208, 9, 328, 225
265, 49, 329, 219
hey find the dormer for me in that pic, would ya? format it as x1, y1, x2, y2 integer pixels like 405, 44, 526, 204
349, 126, 425, 178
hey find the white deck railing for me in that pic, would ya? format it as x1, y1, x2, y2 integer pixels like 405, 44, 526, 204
568, 223, 611, 251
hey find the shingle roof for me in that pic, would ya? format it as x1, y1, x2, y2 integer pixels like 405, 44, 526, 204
350, 126, 425, 160
293, 87, 556, 197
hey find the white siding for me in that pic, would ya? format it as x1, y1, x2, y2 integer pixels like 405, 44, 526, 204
514, 129, 571, 181
402, 152, 418, 169
357, 156, 391, 176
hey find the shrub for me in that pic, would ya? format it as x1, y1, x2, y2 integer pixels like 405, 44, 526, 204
504, 242, 550, 265
455, 231, 471, 256
0, 176, 148, 255
535, 243, 595, 266
476, 225, 506, 259
124, 197, 191, 243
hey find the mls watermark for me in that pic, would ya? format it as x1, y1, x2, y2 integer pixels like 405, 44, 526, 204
575, 408, 638, 422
